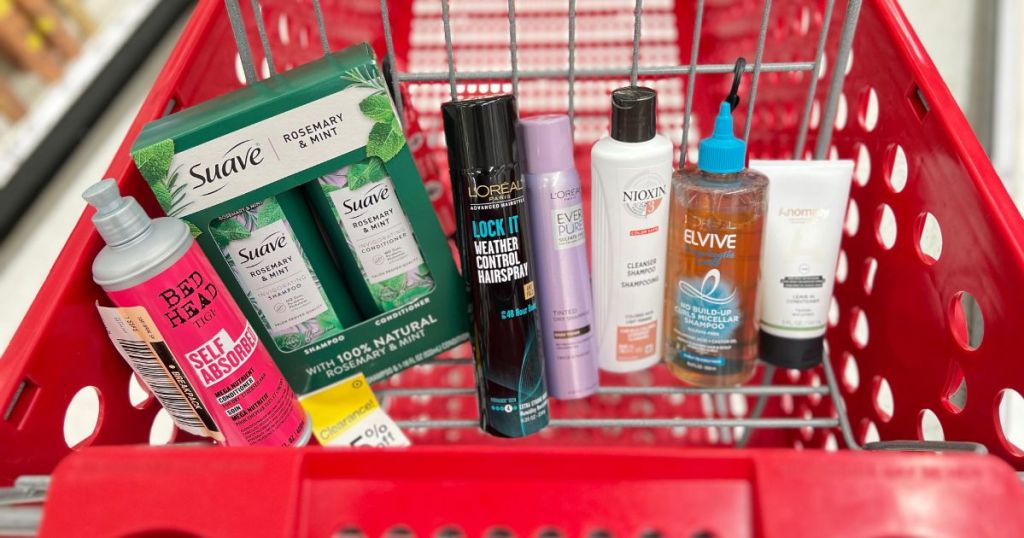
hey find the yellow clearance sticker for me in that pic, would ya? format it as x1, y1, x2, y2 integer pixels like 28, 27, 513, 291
299, 373, 410, 447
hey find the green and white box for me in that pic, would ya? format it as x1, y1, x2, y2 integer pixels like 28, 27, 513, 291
132, 43, 468, 394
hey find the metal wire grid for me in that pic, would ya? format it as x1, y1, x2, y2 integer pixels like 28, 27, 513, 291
376, 0, 864, 448
218, 0, 868, 449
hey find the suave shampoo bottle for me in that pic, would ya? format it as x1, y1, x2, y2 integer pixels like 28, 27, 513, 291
209, 190, 361, 353
591, 87, 673, 373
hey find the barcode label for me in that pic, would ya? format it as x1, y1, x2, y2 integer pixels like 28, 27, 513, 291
97, 305, 222, 440
115, 338, 210, 435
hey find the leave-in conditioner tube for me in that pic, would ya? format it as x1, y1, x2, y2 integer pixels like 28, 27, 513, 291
750, 160, 854, 369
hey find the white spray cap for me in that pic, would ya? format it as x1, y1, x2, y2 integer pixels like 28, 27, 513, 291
82, 179, 152, 246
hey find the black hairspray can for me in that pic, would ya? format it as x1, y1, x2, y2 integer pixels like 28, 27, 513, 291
442, 94, 549, 438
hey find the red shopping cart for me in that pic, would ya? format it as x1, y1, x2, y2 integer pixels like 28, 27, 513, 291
3, 0, 1024, 535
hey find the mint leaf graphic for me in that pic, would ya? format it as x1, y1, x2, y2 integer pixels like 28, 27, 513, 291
187, 221, 203, 238
149, 180, 173, 213
347, 169, 372, 191
366, 120, 404, 162
347, 157, 387, 189
320, 182, 343, 194
394, 286, 429, 307
210, 218, 251, 246
133, 140, 189, 215
132, 139, 174, 183
255, 198, 284, 228
316, 310, 342, 333
274, 332, 307, 352
359, 93, 395, 124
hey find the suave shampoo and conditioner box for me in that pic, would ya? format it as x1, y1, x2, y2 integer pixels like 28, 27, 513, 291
131, 43, 468, 396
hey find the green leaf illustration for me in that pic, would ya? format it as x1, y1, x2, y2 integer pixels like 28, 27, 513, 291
348, 157, 387, 189
316, 310, 342, 333
416, 263, 430, 277
188, 221, 203, 238
382, 273, 406, 291
340, 65, 384, 90
394, 286, 429, 306
132, 139, 174, 184
274, 332, 307, 352
320, 182, 343, 194
366, 120, 405, 163
210, 218, 251, 246
255, 198, 285, 228
150, 179, 173, 211
359, 93, 396, 124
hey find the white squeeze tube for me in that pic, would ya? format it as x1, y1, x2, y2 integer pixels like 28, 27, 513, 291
750, 160, 854, 370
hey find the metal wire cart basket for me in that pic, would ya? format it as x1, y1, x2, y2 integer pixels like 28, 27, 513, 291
4, 0, 1024, 535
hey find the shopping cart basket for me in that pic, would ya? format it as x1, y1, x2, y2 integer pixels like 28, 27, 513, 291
3, 0, 1024, 535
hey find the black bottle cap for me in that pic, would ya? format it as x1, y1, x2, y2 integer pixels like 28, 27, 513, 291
610, 86, 657, 142
759, 330, 824, 370
441, 94, 519, 171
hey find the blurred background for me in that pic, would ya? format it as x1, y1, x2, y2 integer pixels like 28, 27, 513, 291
0, 0, 1018, 352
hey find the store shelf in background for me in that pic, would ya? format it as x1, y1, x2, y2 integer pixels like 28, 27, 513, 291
0, 0, 192, 240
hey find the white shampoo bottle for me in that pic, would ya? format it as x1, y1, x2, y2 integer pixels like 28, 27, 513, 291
591, 86, 673, 372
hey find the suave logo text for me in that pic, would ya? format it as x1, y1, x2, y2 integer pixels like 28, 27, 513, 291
160, 271, 219, 329
621, 173, 667, 218
684, 229, 737, 250
189, 139, 265, 197
469, 179, 525, 202
779, 207, 830, 219
342, 182, 390, 218
237, 231, 288, 269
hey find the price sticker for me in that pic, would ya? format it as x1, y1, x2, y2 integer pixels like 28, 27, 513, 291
299, 373, 410, 447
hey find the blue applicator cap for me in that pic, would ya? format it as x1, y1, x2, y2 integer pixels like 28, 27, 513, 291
698, 101, 747, 174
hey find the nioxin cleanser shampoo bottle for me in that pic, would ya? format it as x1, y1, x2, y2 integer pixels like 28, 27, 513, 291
590, 87, 673, 373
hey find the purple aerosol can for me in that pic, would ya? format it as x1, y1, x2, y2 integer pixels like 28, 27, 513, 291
519, 115, 599, 399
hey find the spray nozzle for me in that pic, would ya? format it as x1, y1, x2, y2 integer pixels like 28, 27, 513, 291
83, 179, 153, 247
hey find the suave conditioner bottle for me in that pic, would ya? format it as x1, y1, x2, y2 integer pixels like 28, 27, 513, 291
591, 87, 673, 373
307, 165, 435, 318
442, 94, 550, 438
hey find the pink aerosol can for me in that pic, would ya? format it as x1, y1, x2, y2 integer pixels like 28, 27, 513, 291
85, 179, 310, 447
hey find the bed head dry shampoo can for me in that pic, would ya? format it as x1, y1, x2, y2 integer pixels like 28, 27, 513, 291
84, 179, 311, 447
591, 87, 673, 373
442, 94, 550, 438
518, 114, 598, 399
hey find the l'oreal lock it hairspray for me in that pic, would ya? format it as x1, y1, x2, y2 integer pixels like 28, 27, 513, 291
442, 94, 549, 438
